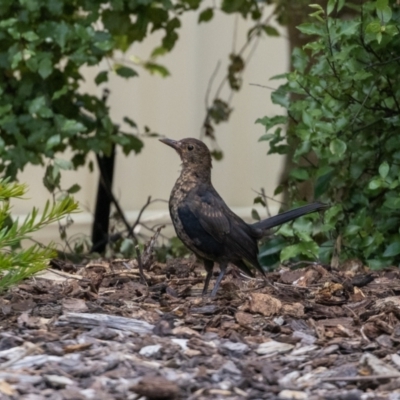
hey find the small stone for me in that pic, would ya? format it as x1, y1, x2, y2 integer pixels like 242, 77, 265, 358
139, 344, 162, 357
291, 345, 319, 356
360, 352, 400, 376
256, 340, 294, 355
184, 349, 201, 357
171, 326, 201, 338
131, 376, 179, 399
249, 293, 281, 316
235, 311, 254, 326
278, 390, 308, 400
278, 371, 301, 388
171, 338, 188, 350
274, 316, 285, 326
282, 303, 304, 318
45, 375, 75, 388
292, 331, 317, 345
220, 360, 241, 375
221, 341, 249, 354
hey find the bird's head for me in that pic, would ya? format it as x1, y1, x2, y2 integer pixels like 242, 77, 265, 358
159, 137, 212, 173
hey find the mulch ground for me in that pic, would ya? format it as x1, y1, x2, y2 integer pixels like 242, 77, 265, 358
1, 254, 400, 400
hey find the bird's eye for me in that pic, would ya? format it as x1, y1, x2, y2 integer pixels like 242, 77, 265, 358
187, 145, 194, 151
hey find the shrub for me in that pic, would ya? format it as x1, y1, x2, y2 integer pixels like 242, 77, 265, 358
257, 0, 400, 269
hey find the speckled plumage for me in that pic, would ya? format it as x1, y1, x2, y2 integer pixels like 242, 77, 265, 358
160, 137, 327, 297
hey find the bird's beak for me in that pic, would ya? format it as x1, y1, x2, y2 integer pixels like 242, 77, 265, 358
159, 138, 180, 152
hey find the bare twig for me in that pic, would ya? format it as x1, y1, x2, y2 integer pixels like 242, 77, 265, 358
252, 189, 286, 206
260, 188, 271, 218
249, 83, 278, 91
205, 61, 221, 111
135, 246, 147, 286
128, 196, 153, 237
322, 374, 400, 382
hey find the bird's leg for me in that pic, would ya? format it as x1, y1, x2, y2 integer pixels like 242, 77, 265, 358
210, 262, 228, 297
202, 259, 214, 296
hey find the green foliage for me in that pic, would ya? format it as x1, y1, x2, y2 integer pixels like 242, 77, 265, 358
156, 236, 191, 262
0, 1, 209, 186
0, 179, 78, 292
258, 0, 400, 268
0, 0, 283, 187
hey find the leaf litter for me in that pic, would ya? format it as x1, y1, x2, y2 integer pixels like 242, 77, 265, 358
1, 255, 400, 399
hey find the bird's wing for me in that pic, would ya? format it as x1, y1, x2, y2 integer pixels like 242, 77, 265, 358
186, 186, 231, 243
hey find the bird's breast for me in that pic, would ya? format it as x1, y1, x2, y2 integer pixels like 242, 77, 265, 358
168, 179, 212, 259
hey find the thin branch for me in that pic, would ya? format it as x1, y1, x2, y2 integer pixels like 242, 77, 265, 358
135, 245, 147, 286
205, 61, 221, 109
232, 14, 239, 54
249, 83, 278, 91
366, 55, 400, 68
128, 196, 152, 237
322, 375, 400, 382
251, 189, 287, 206
260, 187, 271, 218
351, 82, 375, 126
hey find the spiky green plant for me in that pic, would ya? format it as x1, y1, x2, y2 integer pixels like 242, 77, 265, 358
0, 179, 78, 291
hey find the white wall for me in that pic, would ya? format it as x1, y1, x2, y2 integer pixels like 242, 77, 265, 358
14, 7, 289, 244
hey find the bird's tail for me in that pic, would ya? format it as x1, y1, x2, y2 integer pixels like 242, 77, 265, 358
252, 202, 328, 232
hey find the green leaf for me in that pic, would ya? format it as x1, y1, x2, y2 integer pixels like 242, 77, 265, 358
376, 0, 388, 10
262, 25, 279, 37
29, 96, 46, 114
314, 170, 334, 198
258, 237, 287, 258
38, 57, 53, 79
115, 65, 138, 78
123, 116, 137, 129
151, 46, 168, 58
143, 62, 170, 77
379, 161, 389, 179
280, 241, 319, 262
198, 8, 213, 23
327, 0, 336, 15
368, 178, 382, 190
221, 0, 245, 13
271, 89, 289, 108
297, 22, 324, 36
120, 238, 134, 255
54, 158, 73, 170
337, 0, 345, 11
377, 6, 392, 24
343, 224, 361, 237
383, 196, 400, 210
383, 242, 400, 257
256, 115, 287, 132
251, 209, 260, 221
95, 71, 108, 85
53, 21, 70, 49
52, 86, 68, 100
67, 184, 81, 194
309, 4, 324, 11
22, 31, 39, 41
210, 150, 223, 161
46, 134, 61, 150
60, 119, 86, 134
329, 139, 346, 157
290, 168, 309, 181
365, 21, 381, 33
292, 47, 308, 73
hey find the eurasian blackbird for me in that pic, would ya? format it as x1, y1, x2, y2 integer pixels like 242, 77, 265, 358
160, 137, 327, 296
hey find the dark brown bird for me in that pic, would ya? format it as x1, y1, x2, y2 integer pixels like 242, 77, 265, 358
160, 137, 327, 296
